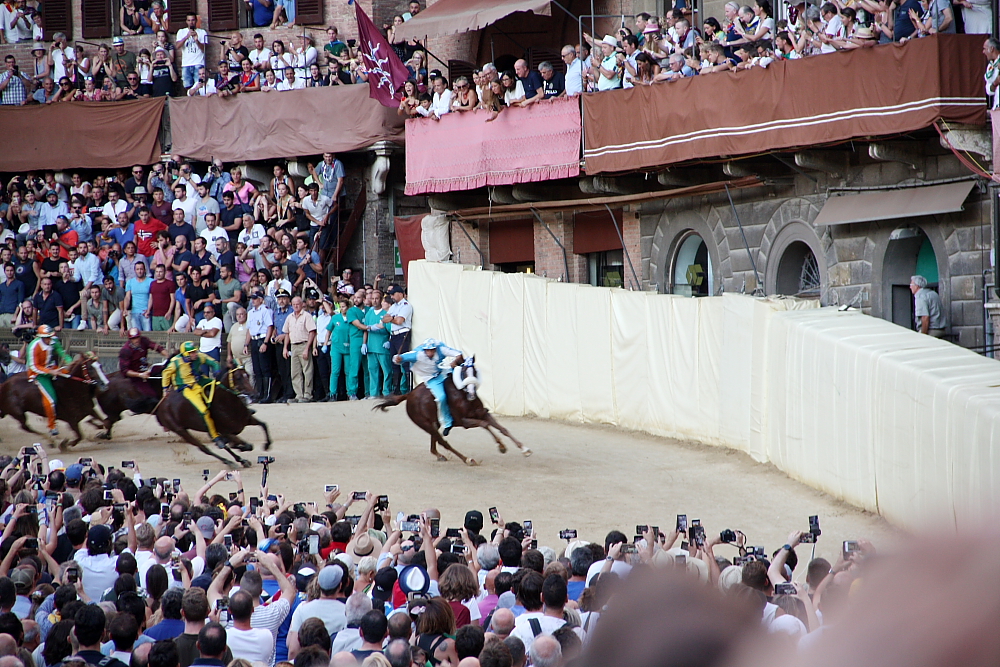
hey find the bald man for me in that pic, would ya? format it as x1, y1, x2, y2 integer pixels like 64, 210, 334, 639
489, 609, 515, 640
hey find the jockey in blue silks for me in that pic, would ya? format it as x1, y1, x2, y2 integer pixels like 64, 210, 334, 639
394, 338, 464, 435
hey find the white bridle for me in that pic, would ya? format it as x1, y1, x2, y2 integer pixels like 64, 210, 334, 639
452, 358, 480, 399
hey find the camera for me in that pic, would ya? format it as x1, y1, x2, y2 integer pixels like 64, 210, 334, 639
489, 507, 499, 524
621, 543, 637, 555
429, 518, 439, 538
675, 514, 687, 532
800, 532, 816, 543
103, 490, 114, 501
347, 38, 357, 47
450, 543, 466, 554
843, 540, 860, 557
324, 484, 339, 493
258, 456, 274, 464
400, 521, 420, 532
808, 515, 821, 537
376, 495, 389, 511
351, 491, 367, 501
774, 582, 797, 595
636, 524, 648, 535
293, 503, 306, 517
66, 568, 79, 583
216, 598, 228, 611
559, 529, 577, 540
720, 529, 737, 543
23, 538, 38, 550
523, 520, 533, 532
172, 479, 180, 493
445, 528, 461, 539
224, 534, 233, 547
121, 461, 135, 468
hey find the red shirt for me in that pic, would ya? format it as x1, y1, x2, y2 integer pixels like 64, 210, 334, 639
57, 230, 78, 260
148, 278, 174, 317
135, 219, 169, 257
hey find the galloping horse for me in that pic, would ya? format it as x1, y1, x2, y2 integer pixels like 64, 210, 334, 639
374, 356, 530, 465
155, 362, 271, 468
0, 354, 110, 449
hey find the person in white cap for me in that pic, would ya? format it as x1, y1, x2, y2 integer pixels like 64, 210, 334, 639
586, 33, 622, 90
287, 564, 348, 658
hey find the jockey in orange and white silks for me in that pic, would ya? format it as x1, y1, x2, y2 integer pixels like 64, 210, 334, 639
395, 338, 464, 435
26, 325, 73, 436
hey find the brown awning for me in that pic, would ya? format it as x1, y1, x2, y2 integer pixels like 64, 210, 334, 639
573, 209, 623, 254
169, 85, 403, 163
488, 218, 535, 264
582, 35, 987, 175
0, 98, 164, 172
813, 181, 976, 227
393, 0, 553, 40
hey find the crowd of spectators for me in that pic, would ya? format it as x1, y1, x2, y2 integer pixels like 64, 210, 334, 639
0, 156, 416, 405
0, 447, 890, 667
395, 0, 985, 122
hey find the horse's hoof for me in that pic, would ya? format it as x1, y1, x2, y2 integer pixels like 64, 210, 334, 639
436, 455, 448, 462
57, 439, 69, 452
466, 459, 479, 467
237, 442, 253, 452
497, 445, 507, 454
522, 448, 532, 457
98, 431, 112, 440
238, 459, 252, 468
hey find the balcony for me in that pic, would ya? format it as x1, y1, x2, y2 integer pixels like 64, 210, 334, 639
403, 34, 988, 197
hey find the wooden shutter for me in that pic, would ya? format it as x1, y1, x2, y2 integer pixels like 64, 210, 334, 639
80, 0, 111, 39
208, 0, 239, 31
42, 0, 72, 40
168, 0, 198, 32
294, 0, 323, 26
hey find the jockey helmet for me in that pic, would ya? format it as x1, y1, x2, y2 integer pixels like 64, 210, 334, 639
418, 338, 439, 351
36, 325, 55, 338
179, 341, 198, 357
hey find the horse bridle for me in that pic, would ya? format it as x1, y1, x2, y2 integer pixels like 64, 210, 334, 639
63, 358, 99, 385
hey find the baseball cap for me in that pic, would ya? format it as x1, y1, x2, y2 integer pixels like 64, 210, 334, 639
387, 285, 405, 296
317, 565, 344, 592
10, 569, 33, 593
372, 567, 397, 602
45, 190, 57, 197
294, 565, 317, 592
196, 516, 215, 539
112, 37, 124, 45
87, 525, 113, 551
48, 459, 65, 473
133, 186, 147, 195
127, 327, 141, 338
65, 463, 84, 481
464, 510, 483, 534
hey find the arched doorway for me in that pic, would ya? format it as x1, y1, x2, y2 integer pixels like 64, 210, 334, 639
882, 226, 940, 330
773, 241, 822, 297
671, 232, 713, 297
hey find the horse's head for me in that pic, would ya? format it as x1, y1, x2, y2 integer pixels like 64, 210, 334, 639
72, 353, 110, 389
221, 362, 256, 399
452, 355, 480, 400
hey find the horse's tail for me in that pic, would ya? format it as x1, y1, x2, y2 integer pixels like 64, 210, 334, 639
373, 393, 409, 412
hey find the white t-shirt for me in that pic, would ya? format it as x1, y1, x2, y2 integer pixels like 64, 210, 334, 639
177, 28, 209, 68
509, 613, 566, 652
73, 549, 119, 602
502, 80, 524, 106
301, 194, 332, 227
171, 197, 198, 224
821, 15, 843, 53
51, 46, 70, 81
270, 52, 295, 80
249, 48, 273, 69
276, 77, 305, 91
431, 88, 453, 116
194, 196, 220, 234
196, 316, 223, 352
200, 227, 229, 258
294, 45, 317, 76
227, 626, 274, 664
329, 627, 361, 654
238, 224, 267, 248
289, 598, 347, 636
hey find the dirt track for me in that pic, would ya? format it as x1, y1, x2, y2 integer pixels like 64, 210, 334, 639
0, 402, 895, 566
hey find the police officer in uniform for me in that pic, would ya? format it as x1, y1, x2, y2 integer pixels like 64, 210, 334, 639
246, 290, 275, 402
383, 285, 413, 395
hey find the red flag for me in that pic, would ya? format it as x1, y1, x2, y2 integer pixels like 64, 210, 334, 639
354, 1, 410, 107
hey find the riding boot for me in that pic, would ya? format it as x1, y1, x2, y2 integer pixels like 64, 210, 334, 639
213, 436, 228, 449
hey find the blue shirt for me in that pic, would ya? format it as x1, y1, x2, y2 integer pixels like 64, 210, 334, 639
262, 581, 303, 662
273, 305, 292, 340
70, 216, 93, 243
126, 276, 152, 313
33, 290, 63, 327
0, 278, 25, 314
144, 618, 185, 641
249, 0, 272, 26
567, 580, 585, 601
317, 160, 345, 200
520, 71, 543, 99
109, 224, 135, 247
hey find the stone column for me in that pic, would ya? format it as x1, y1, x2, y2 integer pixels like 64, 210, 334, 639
361, 141, 398, 286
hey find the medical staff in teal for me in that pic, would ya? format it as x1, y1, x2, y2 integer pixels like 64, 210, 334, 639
394, 338, 464, 435
345, 292, 367, 400
363, 295, 392, 397
326, 299, 351, 401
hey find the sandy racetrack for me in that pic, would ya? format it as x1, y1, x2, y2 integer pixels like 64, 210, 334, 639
0, 401, 894, 564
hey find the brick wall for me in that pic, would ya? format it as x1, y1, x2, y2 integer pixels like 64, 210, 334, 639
533, 212, 587, 283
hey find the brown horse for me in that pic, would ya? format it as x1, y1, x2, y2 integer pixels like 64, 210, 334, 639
154, 363, 271, 468
0, 355, 110, 449
374, 356, 530, 465
94, 365, 164, 440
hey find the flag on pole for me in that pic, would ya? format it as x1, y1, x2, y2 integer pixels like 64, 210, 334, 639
354, 1, 410, 107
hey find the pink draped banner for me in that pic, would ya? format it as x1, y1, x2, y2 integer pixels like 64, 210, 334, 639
404, 96, 581, 195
